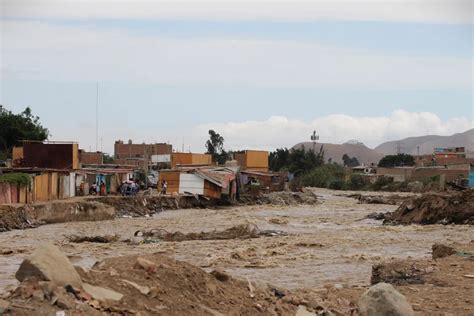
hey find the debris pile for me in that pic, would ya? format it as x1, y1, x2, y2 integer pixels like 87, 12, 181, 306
239, 190, 319, 206
0, 206, 39, 232
133, 223, 288, 242
384, 190, 474, 225
348, 194, 405, 205
4, 244, 301, 315
65, 234, 120, 244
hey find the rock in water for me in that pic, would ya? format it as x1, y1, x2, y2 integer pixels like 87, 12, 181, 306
15, 243, 83, 288
358, 283, 414, 316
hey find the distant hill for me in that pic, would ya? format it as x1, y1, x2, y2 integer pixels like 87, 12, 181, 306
375, 129, 474, 156
292, 142, 384, 166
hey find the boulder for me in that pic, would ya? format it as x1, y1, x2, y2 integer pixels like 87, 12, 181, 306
358, 283, 414, 316
432, 244, 456, 260
83, 283, 123, 302
15, 243, 82, 288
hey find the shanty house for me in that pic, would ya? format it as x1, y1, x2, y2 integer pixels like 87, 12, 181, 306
159, 167, 237, 200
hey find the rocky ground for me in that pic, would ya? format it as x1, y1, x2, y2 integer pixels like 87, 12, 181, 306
0, 188, 472, 315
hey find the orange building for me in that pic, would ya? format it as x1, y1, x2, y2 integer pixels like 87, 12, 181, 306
235, 150, 269, 172
170, 153, 212, 168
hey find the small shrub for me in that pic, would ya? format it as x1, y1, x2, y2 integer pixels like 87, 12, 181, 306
0, 173, 31, 187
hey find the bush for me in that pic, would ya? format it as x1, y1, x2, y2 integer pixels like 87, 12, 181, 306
347, 174, 371, 190
0, 173, 31, 187
372, 176, 394, 191
328, 178, 345, 190
298, 164, 345, 188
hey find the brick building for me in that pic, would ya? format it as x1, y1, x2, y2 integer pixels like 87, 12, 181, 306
79, 150, 103, 165
114, 140, 172, 159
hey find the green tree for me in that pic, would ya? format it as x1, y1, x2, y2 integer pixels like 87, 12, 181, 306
103, 154, 114, 164
0, 106, 49, 160
298, 164, 345, 188
205, 130, 229, 165
269, 148, 290, 171
342, 154, 360, 167
378, 154, 415, 168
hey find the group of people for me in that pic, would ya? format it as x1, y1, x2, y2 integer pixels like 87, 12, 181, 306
84, 179, 167, 197
120, 181, 140, 196
89, 181, 107, 196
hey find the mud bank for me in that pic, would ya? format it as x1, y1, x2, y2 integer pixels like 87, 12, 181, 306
0, 191, 319, 232
384, 190, 474, 225
0, 201, 115, 232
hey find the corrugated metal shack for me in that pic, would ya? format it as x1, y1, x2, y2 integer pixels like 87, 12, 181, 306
76, 168, 134, 195
159, 167, 237, 200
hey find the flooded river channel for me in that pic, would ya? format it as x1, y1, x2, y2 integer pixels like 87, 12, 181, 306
0, 189, 471, 292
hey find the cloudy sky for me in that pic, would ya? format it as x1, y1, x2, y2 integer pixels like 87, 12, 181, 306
1, 0, 472, 154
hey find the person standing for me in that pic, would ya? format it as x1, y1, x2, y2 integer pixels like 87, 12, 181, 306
100, 181, 106, 196
161, 180, 167, 195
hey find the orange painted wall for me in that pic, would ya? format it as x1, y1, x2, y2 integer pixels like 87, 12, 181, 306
171, 153, 212, 168
159, 171, 180, 194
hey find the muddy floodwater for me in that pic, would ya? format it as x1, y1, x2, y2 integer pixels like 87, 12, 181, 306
0, 189, 472, 292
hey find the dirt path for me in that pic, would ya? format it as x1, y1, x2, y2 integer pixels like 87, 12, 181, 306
0, 189, 472, 295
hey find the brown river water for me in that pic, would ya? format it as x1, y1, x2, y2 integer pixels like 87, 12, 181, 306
0, 189, 472, 293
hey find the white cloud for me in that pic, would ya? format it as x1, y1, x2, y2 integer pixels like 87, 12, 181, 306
194, 110, 474, 150
1, 20, 471, 89
2, 0, 472, 24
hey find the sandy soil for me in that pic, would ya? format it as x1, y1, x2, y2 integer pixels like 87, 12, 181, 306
1, 188, 473, 314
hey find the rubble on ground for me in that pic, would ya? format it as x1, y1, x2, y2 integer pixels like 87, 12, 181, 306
133, 223, 288, 243
4, 244, 303, 315
358, 283, 414, 316
0, 206, 40, 232
384, 190, 474, 225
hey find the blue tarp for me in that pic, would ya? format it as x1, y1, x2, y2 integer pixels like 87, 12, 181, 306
469, 172, 474, 188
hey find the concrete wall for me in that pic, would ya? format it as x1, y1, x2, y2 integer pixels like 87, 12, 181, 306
377, 167, 468, 183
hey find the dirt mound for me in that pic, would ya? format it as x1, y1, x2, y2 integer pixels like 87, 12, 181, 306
371, 261, 429, 286
134, 224, 288, 242
5, 254, 299, 315
384, 190, 474, 225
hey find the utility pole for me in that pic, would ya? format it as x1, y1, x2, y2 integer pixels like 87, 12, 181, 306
311, 130, 319, 153
96, 82, 99, 151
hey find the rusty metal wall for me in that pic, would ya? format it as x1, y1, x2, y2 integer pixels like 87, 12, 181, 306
23, 143, 77, 169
